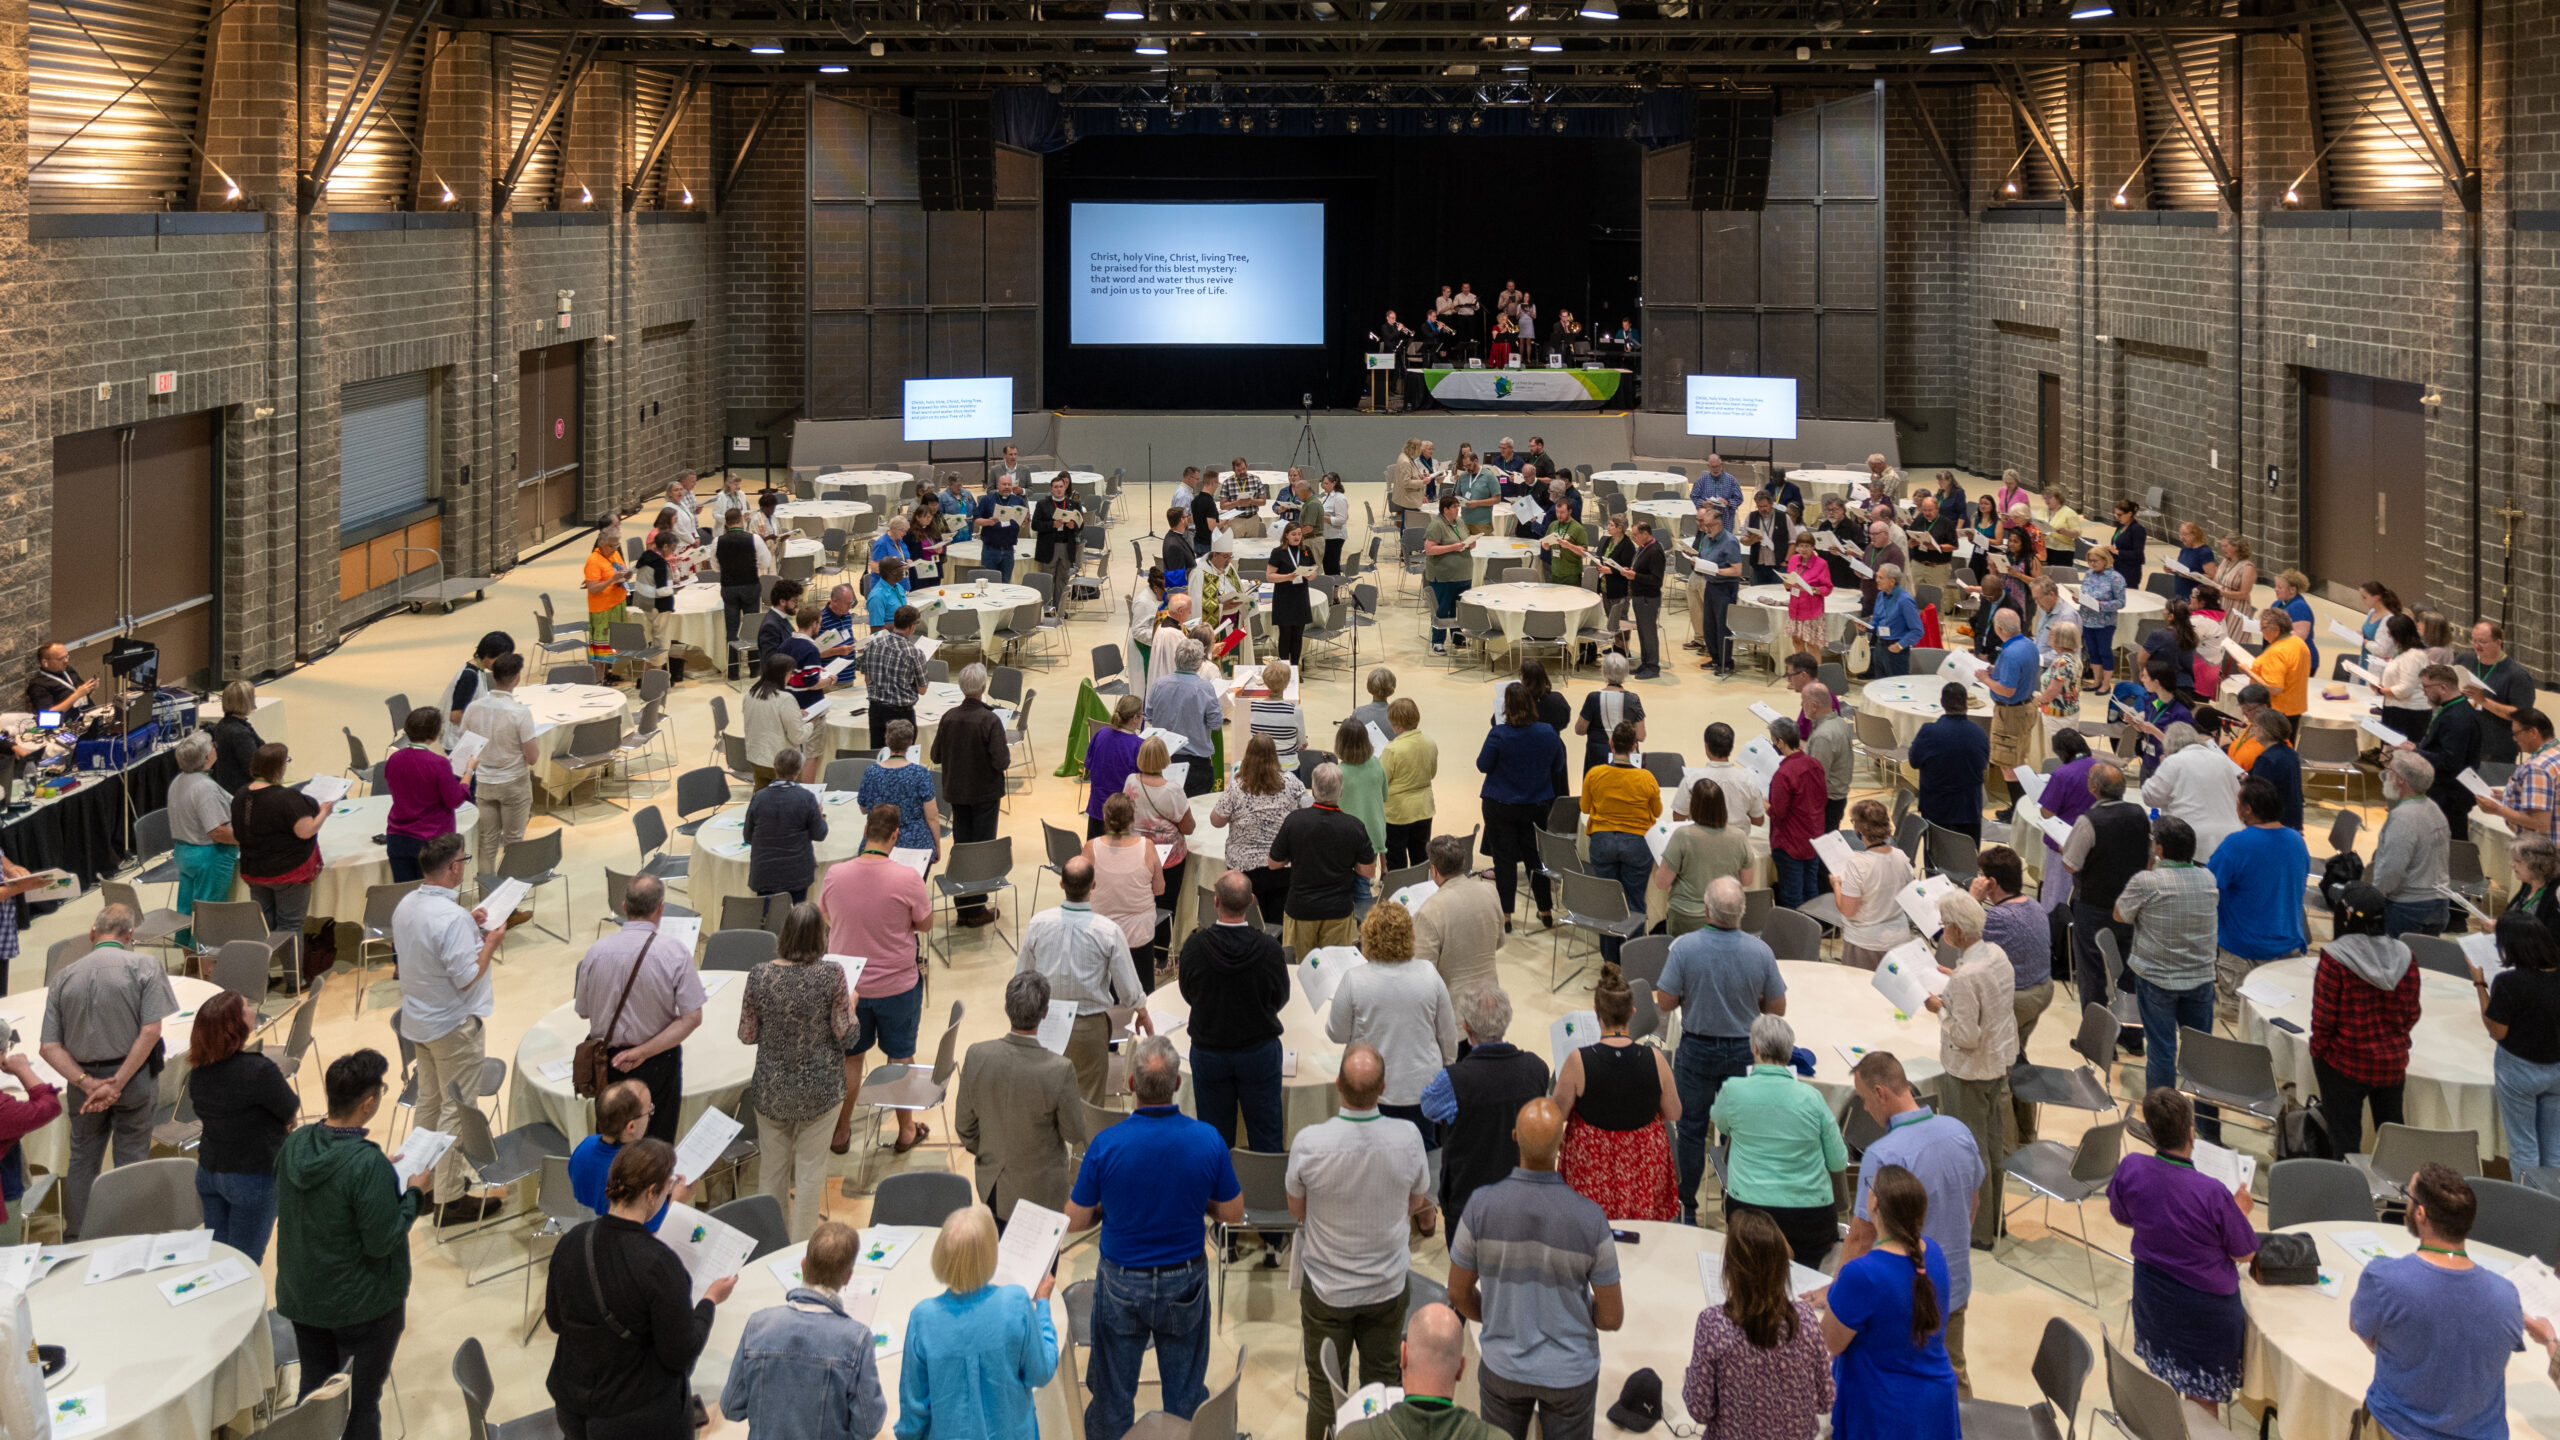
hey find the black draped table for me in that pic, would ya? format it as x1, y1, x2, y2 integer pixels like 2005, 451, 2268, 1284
2, 749, 180, 891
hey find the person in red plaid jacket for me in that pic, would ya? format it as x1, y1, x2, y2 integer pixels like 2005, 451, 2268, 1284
2309, 881, 2424, 1155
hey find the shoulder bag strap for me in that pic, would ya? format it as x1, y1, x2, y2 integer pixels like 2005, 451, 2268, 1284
594, 936, 658, 1051
580, 1223, 640, 1342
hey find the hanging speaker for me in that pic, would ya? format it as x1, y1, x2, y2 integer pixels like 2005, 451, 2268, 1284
916, 94, 995, 212
1687, 93, 1777, 211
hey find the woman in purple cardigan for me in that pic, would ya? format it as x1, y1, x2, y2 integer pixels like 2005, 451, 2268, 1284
384, 705, 475, 882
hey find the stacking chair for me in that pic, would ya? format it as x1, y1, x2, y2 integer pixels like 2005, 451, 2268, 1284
550, 718, 632, 810
2174, 1027, 2287, 1136
1034, 821, 1082, 915
131, 806, 183, 891
263, 1372, 355, 1440
192, 898, 299, 993
1128, 1349, 1246, 1440
2102, 1328, 2238, 1440
1213, 1150, 1300, 1330
511, 1157, 593, 1347
709, 1195, 791, 1260
445, 1089, 573, 1265
99, 879, 185, 955
1927, 825, 1981, 883
718, 894, 785, 934
1958, 1316, 2093, 1440
673, 766, 731, 837
932, 839, 1016, 959
1739, 887, 1776, 936
630, 807, 688, 889
702, 928, 778, 971
873, 1171, 974, 1227
2346, 1123, 2481, 1205
212, 940, 278, 1010
1640, 751, 1687, 787
476, 828, 569, 944
2297, 723, 2367, 806
2008, 1002, 2123, 1122
2467, 1176, 2560, 1266
1762, 906, 1823, 962
150, 1086, 202, 1155
2404, 934, 2470, 978
1852, 709, 1910, 786
530, 613, 587, 681
851, 1001, 965, 1160
81, 1158, 202, 1239
2266, 1157, 2378, 1228
1996, 1118, 2127, 1306
1091, 644, 1133, 698
1554, 870, 1643, 992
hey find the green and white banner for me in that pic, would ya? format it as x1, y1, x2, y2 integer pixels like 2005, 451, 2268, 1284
1421, 368, 1626, 410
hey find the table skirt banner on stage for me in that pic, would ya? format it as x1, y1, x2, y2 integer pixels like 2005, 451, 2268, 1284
1422, 368, 1627, 411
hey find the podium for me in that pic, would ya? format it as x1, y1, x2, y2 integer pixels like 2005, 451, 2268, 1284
1364, 351, 1397, 413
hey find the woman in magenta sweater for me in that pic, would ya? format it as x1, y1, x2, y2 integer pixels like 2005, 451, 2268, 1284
384, 705, 476, 882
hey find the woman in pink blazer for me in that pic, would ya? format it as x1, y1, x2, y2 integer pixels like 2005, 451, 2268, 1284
1783, 532, 1834, 658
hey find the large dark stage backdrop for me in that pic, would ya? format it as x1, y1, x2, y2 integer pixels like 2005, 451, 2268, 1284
1041, 136, 1642, 411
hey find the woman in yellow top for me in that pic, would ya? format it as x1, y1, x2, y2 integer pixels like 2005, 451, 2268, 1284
581, 523, 632, 683
1379, 696, 1438, 872
1579, 718, 1663, 965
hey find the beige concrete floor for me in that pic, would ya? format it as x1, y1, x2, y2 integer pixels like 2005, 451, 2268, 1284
22, 470, 2380, 1439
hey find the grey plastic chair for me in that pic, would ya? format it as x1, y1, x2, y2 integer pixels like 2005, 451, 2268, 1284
2104, 1327, 2238, 1439
1959, 1315, 2091, 1440
80, 1157, 202, 1240
2008, 1002, 2121, 1121
702, 928, 778, 972
2468, 1175, 2560, 1267
1996, 1118, 2125, 1307
2174, 1027, 2285, 1132
2266, 1157, 2378, 1229
515, 1153, 594, 1345
262, 1371, 354, 1440
1763, 906, 1824, 963
1213, 1151, 1299, 1331
2403, 934, 2470, 978
873, 1171, 974, 1228
709, 1194, 791, 1260
2346, 1123, 2481, 1204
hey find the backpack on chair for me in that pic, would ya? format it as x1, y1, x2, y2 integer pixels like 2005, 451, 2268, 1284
2275, 1083, 2337, 1161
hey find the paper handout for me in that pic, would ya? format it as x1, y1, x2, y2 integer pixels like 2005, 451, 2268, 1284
990, 1201, 1069, 1296
1808, 831, 1859, 875
1871, 941, 1946, 1016
2191, 1139, 2257, 1195
889, 847, 933, 877
389, 1130, 455, 1192
2329, 619, 2365, 645
672, 1107, 744, 1187
2458, 767, 2498, 799
1336, 1385, 1407, 1431
1387, 878, 1439, 912
857, 1224, 923, 1271
656, 1201, 757, 1304
2235, 972, 2296, 1010
1549, 1010, 1602, 1068
1034, 998, 1078, 1055
447, 731, 488, 777
658, 915, 704, 954
2356, 717, 2409, 749
1298, 946, 1369, 1017
476, 877, 529, 932
1747, 701, 1785, 726
158, 1257, 253, 1307
1894, 874, 1959, 936
85, 1228, 215, 1284
2341, 660, 2387, 689
299, 774, 351, 804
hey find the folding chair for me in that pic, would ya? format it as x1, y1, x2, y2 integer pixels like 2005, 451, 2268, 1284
2266, 1157, 2378, 1228
2345, 1123, 2481, 1206
1996, 1118, 2127, 1306
932, 838, 1017, 960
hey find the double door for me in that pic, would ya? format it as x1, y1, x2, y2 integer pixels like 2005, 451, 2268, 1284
2302, 369, 2428, 606
50, 411, 218, 690
517, 342, 582, 548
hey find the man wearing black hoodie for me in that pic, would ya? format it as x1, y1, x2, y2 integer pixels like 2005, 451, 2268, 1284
1176, 869, 1293, 1153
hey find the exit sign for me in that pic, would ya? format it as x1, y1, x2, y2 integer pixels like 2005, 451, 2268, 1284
150, 371, 176, 395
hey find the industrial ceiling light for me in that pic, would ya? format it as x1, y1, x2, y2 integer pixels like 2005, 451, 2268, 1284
2069, 0, 2112, 17
579, 184, 594, 205
1104, 0, 1144, 18
1529, 35, 1562, 50
1135, 36, 1168, 53
819, 63, 848, 72
749, 38, 785, 53
680, 187, 694, 204
631, 8, 676, 19
1962, 0, 2002, 37
1578, 0, 1617, 20
1929, 34, 1963, 51
869, 39, 886, 55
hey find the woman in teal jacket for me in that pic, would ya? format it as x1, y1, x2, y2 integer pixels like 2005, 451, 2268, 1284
896, 1204, 1059, 1439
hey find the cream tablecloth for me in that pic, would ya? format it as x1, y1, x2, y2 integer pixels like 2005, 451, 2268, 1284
820, 682, 1014, 758
1761, 958, 1944, 1107
687, 791, 873, 928
2237, 955, 2504, 1157
2242, 1221, 2558, 1440
1592, 1220, 1829, 1437
810, 470, 910, 504
0, 976, 221, 1179
1145, 979, 1346, 1143
511, 974, 753, 1144
698, 1228, 1074, 1436
1737, 582, 1864, 649
774, 500, 876, 537
1588, 469, 1687, 498
2216, 674, 2380, 731
27, 1236, 272, 1440
910, 584, 1041, 647
519, 684, 631, 796
1860, 675, 1995, 747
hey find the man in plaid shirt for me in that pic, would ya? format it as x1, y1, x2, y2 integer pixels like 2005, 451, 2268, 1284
2475, 707, 2560, 842
858, 604, 929, 751
1219, 457, 1270, 538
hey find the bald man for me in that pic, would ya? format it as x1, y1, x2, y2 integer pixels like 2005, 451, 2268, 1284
1448, 1097, 1623, 1440
1338, 1304, 1501, 1439
1287, 1042, 1434, 1440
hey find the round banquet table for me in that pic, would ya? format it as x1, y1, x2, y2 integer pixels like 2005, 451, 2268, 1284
686, 790, 873, 928
1860, 674, 1995, 746
1629, 497, 1697, 528
941, 538, 986, 575
516, 683, 631, 797
1589, 469, 1687, 498
229, 793, 479, 923
2059, 584, 2167, 623
1457, 584, 1604, 651
26, 1236, 272, 1440
1765, 958, 1945, 1106
1736, 582, 1865, 648
1459, 537, 1545, 587
1228, 536, 1281, 564
809, 469, 911, 501
821, 680, 1015, 757
1146, 979, 1347, 1143
2242, 1221, 2560, 1440
511, 973, 753, 1144
1787, 467, 1886, 505
910, 582, 1041, 648
1253, 582, 1331, 627
773, 499, 875, 537
1591, 1220, 1830, 1438
668, 581, 741, 671
0, 975, 221, 1179
2217, 673, 2381, 730
1030, 468, 1107, 498
696, 1227, 1074, 1436
2236, 955, 2504, 1156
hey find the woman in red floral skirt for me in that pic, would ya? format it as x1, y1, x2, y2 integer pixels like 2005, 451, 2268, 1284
1553, 962, 1681, 1220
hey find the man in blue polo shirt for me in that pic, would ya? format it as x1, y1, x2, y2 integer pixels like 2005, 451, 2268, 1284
1688, 453, 1744, 518
566, 1079, 675, 1231
2206, 774, 2311, 1021
1983, 606, 2042, 821
972, 471, 1027, 581
1841, 1050, 1986, 1394
1067, 1035, 1244, 1440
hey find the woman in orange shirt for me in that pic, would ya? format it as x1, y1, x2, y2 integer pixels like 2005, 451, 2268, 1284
581, 524, 633, 683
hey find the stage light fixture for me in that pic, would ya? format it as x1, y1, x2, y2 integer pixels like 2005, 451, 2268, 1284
1929, 34, 1963, 51
1579, 0, 1617, 19
1529, 35, 1562, 50
1794, 44, 1810, 58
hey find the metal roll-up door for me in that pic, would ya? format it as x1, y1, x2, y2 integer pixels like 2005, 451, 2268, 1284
29, 0, 214, 212
340, 371, 433, 535
2309, 0, 2448, 209
322, 0, 429, 211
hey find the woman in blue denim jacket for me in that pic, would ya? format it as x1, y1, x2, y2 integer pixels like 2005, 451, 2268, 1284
719, 1220, 888, 1440
897, 1204, 1061, 1439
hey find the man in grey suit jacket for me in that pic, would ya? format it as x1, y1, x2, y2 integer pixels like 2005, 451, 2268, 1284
954, 970, 1089, 1225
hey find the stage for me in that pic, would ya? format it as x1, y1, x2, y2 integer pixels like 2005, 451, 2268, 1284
783, 410, 1899, 496
1414, 367, 1633, 411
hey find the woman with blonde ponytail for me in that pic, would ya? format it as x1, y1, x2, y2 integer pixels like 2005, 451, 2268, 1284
1820, 1164, 1958, 1440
